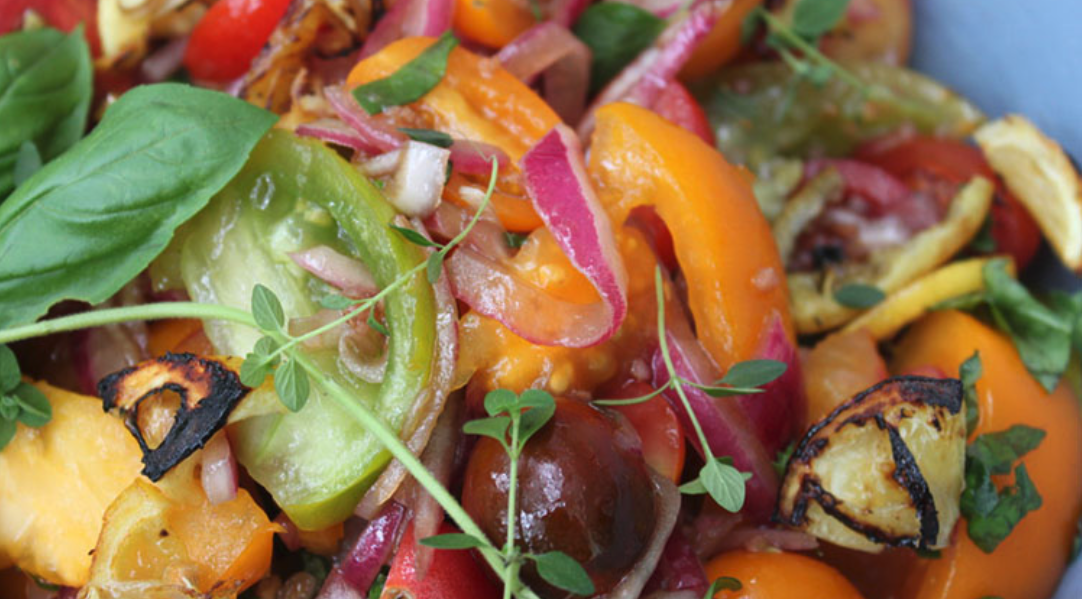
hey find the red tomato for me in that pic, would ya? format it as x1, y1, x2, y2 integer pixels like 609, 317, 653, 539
652, 80, 715, 146
856, 135, 1042, 269
0, 0, 99, 54
182, 0, 292, 82
599, 381, 686, 483
384, 523, 501, 599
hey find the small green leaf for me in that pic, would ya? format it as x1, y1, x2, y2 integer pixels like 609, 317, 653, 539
930, 291, 987, 312
505, 231, 529, 249
391, 224, 441, 248
426, 252, 444, 284
772, 442, 796, 477
967, 425, 1045, 475
352, 32, 459, 115
321, 293, 356, 310
12, 382, 50, 427
792, 0, 851, 40
301, 551, 331, 585
965, 463, 1042, 553
253, 335, 281, 359
805, 64, 835, 87
740, 8, 761, 44
573, 3, 666, 94
418, 532, 488, 549
959, 351, 982, 435
700, 458, 751, 513
463, 415, 511, 445
13, 140, 42, 187
0, 418, 16, 451
0, 396, 18, 421
969, 216, 997, 253
704, 576, 742, 598
0, 345, 20, 392
275, 358, 310, 412
834, 283, 885, 309
719, 359, 787, 388
517, 389, 556, 445
367, 571, 387, 599
695, 384, 764, 398
529, 551, 596, 596
251, 284, 286, 332
679, 476, 707, 495
484, 388, 519, 417
367, 313, 390, 337
239, 358, 271, 388
398, 128, 454, 148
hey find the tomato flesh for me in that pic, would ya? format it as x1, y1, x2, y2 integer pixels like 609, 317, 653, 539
0, 0, 99, 54
183, 0, 292, 82
600, 380, 686, 483
653, 80, 716, 146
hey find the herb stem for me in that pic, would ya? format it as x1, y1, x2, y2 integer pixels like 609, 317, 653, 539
504, 412, 523, 596
757, 9, 871, 95
0, 302, 256, 346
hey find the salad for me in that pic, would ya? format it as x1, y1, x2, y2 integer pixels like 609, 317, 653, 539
1, 0, 1081, 598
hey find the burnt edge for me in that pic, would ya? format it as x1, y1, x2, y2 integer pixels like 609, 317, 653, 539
98, 352, 251, 481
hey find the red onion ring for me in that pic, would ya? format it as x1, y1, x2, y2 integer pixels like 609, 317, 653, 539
578, 0, 726, 138
319, 502, 408, 598
297, 119, 373, 152
360, 0, 454, 58
732, 315, 805, 456
201, 431, 238, 505
325, 86, 408, 154
290, 245, 378, 299
496, 23, 591, 124
423, 201, 511, 260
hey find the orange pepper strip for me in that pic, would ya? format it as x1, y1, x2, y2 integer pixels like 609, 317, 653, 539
587, 102, 792, 370
453, 0, 536, 48
680, 0, 762, 80
892, 310, 1082, 599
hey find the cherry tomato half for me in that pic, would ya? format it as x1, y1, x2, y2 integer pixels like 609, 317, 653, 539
0, 0, 99, 54
653, 80, 715, 146
599, 380, 686, 483
384, 522, 501, 599
182, 0, 292, 82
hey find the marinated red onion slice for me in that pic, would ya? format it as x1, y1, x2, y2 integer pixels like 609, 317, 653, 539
360, 0, 454, 58
324, 86, 407, 154
318, 503, 408, 598
497, 23, 591, 122
296, 119, 372, 152
200, 431, 238, 505
290, 245, 378, 299
449, 140, 511, 175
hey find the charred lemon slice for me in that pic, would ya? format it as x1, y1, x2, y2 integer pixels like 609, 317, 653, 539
975, 115, 1082, 271
776, 377, 966, 553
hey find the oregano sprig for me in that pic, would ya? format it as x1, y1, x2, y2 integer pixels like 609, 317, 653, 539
595, 268, 787, 512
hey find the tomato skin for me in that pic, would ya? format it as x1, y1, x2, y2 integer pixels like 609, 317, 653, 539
0, 0, 99, 54
856, 136, 1042, 269
183, 0, 292, 82
704, 550, 865, 599
599, 380, 686, 483
653, 80, 715, 146
384, 523, 501, 599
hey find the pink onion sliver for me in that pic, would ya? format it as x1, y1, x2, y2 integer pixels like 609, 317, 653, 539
423, 201, 511, 260
549, 0, 592, 26
521, 125, 628, 344
316, 573, 366, 599
325, 86, 407, 154
448, 140, 510, 175
654, 331, 778, 521
296, 119, 372, 152
323, 502, 407, 596
361, 0, 452, 58
201, 432, 238, 505
643, 527, 710, 596
497, 23, 591, 123
578, 0, 724, 138
290, 245, 378, 299
274, 513, 303, 552
732, 315, 805, 456
358, 0, 409, 59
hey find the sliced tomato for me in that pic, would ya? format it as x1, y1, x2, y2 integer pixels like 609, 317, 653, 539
182, 0, 292, 82
0, 0, 99, 54
598, 381, 686, 483
652, 80, 715, 146
856, 135, 1042, 268
384, 522, 500, 599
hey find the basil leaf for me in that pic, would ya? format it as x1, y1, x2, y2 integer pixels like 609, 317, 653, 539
529, 551, 595, 596
419, 532, 488, 550
0, 345, 19, 393
353, 32, 458, 115
967, 425, 1045, 476
13, 141, 42, 188
965, 463, 1042, 553
792, 0, 851, 41
0, 27, 92, 198
573, 2, 665, 93
983, 259, 1071, 392
398, 127, 453, 148
12, 382, 50, 428
274, 358, 310, 412
834, 283, 885, 308
0, 83, 277, 328
959, 351, 982, 435
0, 418, 15, 451
719, 359, 787, 388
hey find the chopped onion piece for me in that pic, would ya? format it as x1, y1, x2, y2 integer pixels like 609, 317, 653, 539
385, 141, 451, 218
325, 86, 407, 154
200, 432, 238, 505
734, 315, 805, 456
644, 528, 709, 596
578, 0, 723, 137
358, 150, 404, 178
297, 119, 372, 152
497, 23, 591, 124
449, 140, 510, 175
290, 245, 378, 298
447, 125, 628, 347
319, 503, 407, 598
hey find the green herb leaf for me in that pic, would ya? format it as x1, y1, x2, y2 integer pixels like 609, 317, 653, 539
367, 313, 390, 337
251, 284, 286, 332
0, 83, 277, 329
517, 389, 556, 445
529, 551, 596, 596
12, 382, 50, 427
740, 9, 761, 44
959, 351, 982, 435
700, 457, 752, 512
398, 128, 454, 148
484, 388, 520, 417
13, 140, 42, 187
719, 359, 787, 388
969, 216, 997, 253
573, 3, 665, 94
0, 26, 92, 198
301, 551, 331, 585
275, 358, 310, 412
505, 231, 529, 249
965, 462, 1042, 553
967, 425, 1045, 475
352, 32, 458, 115
704, 576, 743, 598
0, 345, 19, 392
0, 396, 18, 421
426, 252, 445, 284
983, 259, 1071, 392
772, 442, 795, 477
419, 532, 488, 550
0, 418, 15, 451
791, 0, 851, 40
368, 571, 388, 599
463, 415, 512, 446
240, 336, 280, 388
391, 224, 441, 248
930, 291, 987, 312
320, 294, 355, 310
834, 283, 885, 309
694, 383, 764, 398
